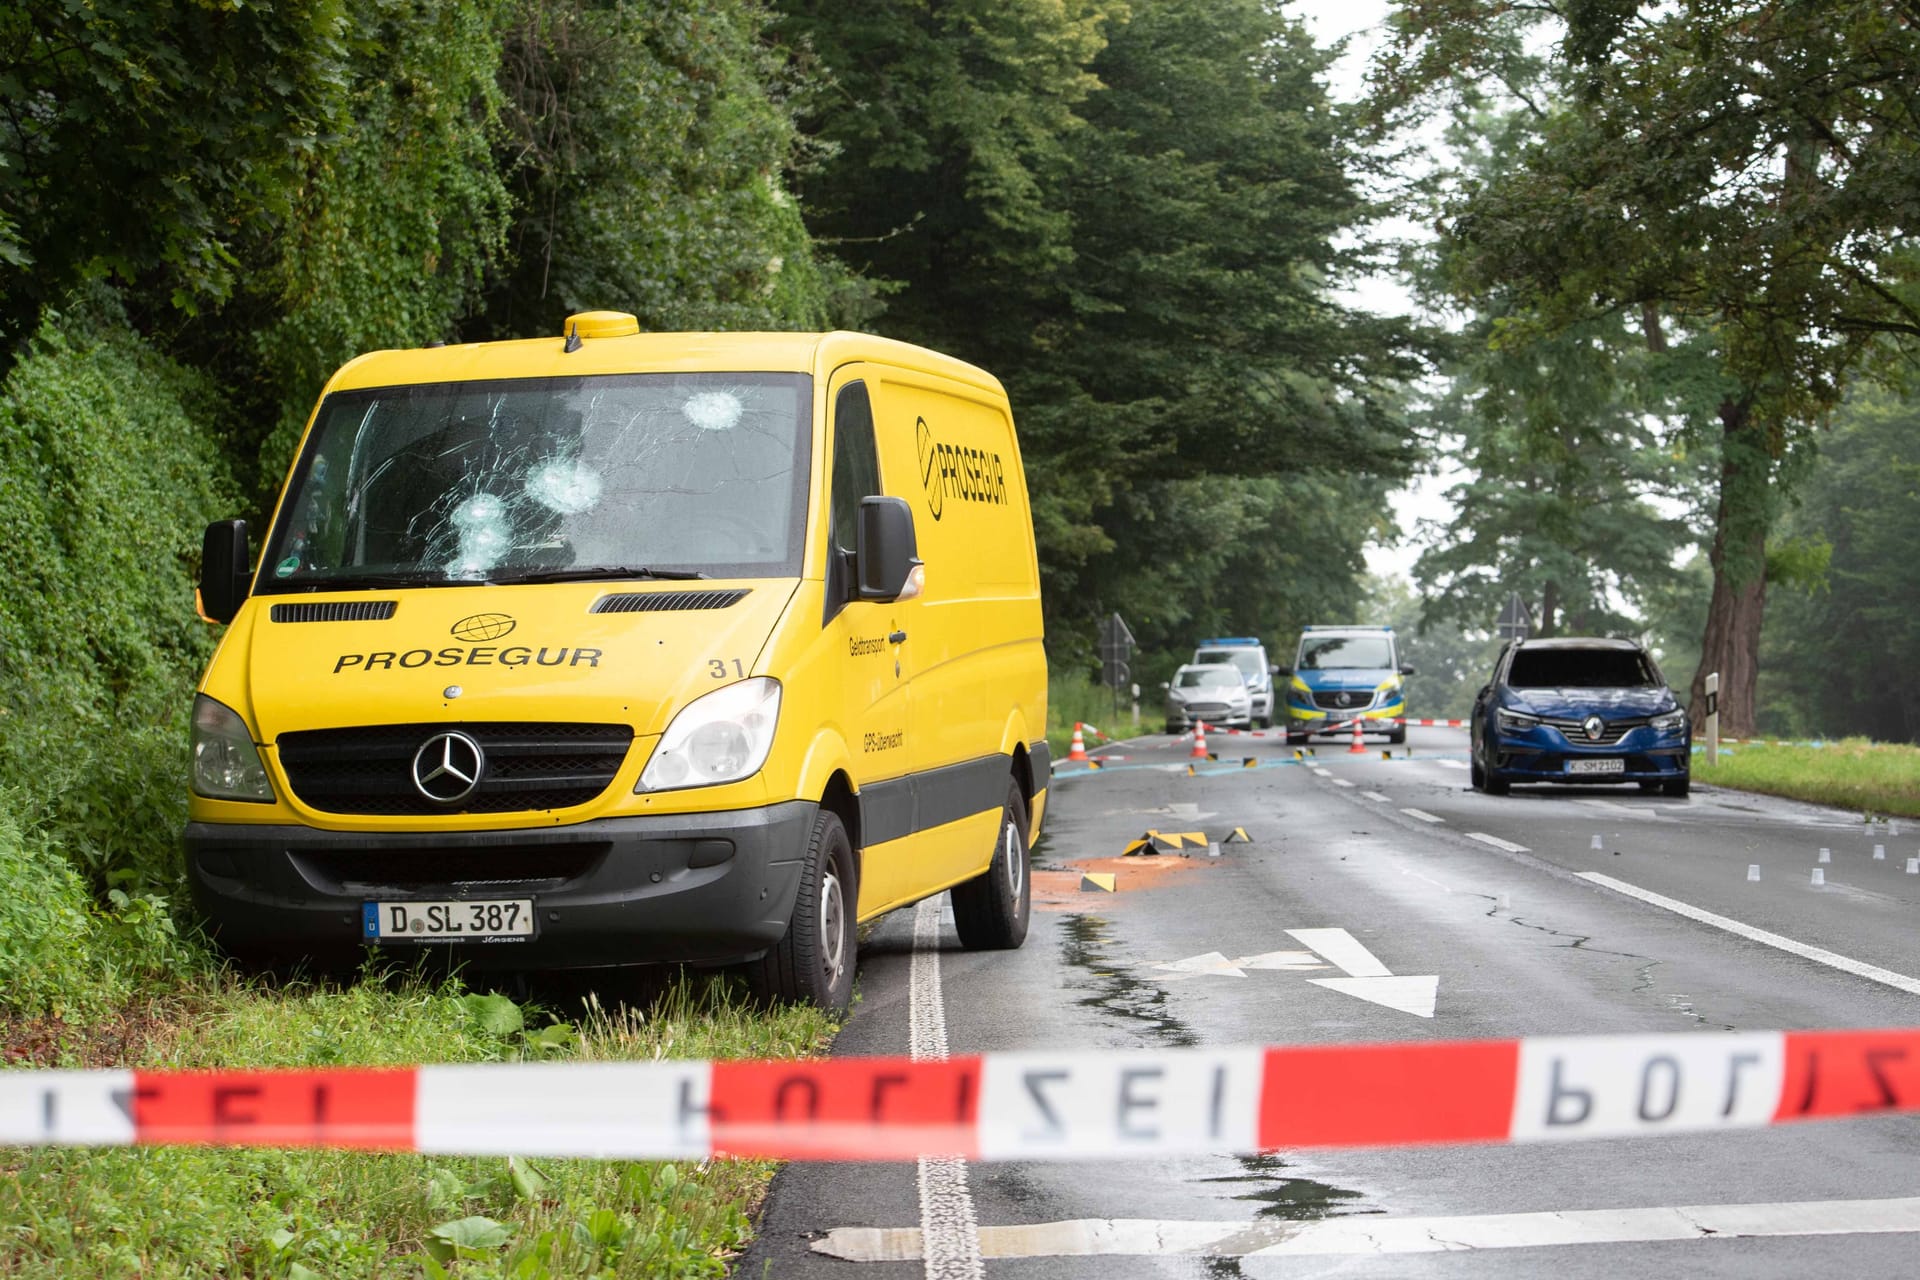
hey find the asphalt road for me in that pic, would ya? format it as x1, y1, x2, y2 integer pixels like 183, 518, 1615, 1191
736, 726, 1920, 1278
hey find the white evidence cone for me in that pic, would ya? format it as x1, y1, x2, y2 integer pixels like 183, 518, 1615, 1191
1818, 847, 1831, 863
1875, 844, 1886, 860
1747, 864, 1761, 882
1589, 834, 1604, 850
1811, 867, 1826, 886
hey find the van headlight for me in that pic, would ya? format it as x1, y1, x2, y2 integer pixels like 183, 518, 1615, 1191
191, 695, 275, 802
638, 678, 781, 792
1651, 710, 1688, 733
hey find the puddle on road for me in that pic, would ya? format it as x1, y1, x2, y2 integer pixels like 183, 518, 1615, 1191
1198, 1153, 1377, 1221
1057, 913, 1197, 1047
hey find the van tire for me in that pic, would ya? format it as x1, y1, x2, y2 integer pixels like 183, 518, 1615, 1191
951, 781, 1032, 951
745, 807, 857, 1013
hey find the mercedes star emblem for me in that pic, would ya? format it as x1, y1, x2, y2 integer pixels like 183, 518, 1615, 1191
412, 730, 485, 804
1583, 715, 1606, 742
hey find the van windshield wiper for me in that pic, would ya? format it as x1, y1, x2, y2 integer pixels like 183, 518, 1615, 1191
490, 565, 710, 584
273, 572, 492, 591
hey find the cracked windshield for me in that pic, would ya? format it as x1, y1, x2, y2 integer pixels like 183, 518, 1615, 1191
262, 373, 810, 587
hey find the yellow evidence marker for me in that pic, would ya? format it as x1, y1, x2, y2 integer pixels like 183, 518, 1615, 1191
1080, 872, 1117, 892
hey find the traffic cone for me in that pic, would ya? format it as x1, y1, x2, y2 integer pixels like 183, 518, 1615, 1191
1068, 723, 1089, 762
1347, 716, 1366, 755
1191, 721, 1209, 759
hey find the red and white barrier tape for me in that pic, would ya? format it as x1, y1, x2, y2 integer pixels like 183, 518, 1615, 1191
4, 1028, 1915, 1161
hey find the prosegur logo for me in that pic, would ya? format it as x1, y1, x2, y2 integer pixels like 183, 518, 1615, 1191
451, 613, 517, 642
331, 610, 602, 674
916, 416, 1007, 523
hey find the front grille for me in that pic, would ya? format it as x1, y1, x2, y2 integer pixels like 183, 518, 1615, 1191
277, 722, 634, 816
291, 844, 607, 891
1312, 690, 1372, 711
270, 600, 398, 622
1542, 715, 1650, 746
1183, 701, 1232, 717
591, 588, 751, 614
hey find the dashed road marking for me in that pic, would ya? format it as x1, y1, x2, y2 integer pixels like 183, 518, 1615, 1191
813, 1196, 1920, 1260
909, 898, 984, 1280
1433, 759, 1470, 770
1579, 872, 1920, 997
1400, 808, 1445, 824
1467, 832, 1531, 853
1362, 791, 1391, 802
1332, 778, 1355, 789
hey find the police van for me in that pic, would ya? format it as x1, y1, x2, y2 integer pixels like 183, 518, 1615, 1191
187, 313, 1048, 1010
1280, 624, 1410, 745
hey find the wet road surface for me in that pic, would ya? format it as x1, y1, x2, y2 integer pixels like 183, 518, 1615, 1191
736, 727, 1920, 1278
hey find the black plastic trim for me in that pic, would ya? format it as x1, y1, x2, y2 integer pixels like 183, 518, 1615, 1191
859, 754, 1011, 846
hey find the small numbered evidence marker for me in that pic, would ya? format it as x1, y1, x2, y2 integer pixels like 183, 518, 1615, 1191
1080, 872, 1117, 893
1221, 827, 1253, 845
1242, 757, 1258, 768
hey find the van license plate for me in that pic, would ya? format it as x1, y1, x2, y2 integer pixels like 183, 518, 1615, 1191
1566, 758, 1625, 775
362, 899, 534, 942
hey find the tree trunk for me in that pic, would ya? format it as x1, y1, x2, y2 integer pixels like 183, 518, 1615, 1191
1688, 397, 1773, 737
1540, 579, 1559, 638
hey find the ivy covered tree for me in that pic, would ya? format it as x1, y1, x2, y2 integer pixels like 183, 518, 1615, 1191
0, 1, 353, 368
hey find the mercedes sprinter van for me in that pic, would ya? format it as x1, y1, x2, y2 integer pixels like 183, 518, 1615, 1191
187, 313, 1047, 1010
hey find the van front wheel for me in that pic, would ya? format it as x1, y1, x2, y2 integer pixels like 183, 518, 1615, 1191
746, 807, 857, 1013
951, 781, 1032, 951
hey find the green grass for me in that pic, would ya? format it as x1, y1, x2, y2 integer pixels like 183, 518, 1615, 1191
1046, 671, 1141, 759
1695, 738, 1920, 818
0, 970, 836, 1278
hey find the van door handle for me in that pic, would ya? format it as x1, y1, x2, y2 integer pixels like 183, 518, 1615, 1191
889, 629, 907, 645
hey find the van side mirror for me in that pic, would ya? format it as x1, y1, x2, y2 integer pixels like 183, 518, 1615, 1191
199, 519, 251, 624
856, 496, 922, 601
1399, 664, 1416, 676
1274, 665, 1292, 678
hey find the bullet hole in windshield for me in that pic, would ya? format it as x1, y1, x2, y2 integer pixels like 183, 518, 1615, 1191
683, 390, 743, 432
524, 457, 604, 515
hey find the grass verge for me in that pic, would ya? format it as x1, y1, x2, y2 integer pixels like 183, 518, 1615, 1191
1694, 738, 1920, 818
1046, 671, 1142, 759
1, 969, 835, 1278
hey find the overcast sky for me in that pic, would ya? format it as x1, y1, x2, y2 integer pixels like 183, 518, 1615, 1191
1287, 0, 1458, 585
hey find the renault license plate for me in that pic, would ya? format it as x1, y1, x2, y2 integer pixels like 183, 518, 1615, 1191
362, 899, 534, 943
1566, 758, 1625, 776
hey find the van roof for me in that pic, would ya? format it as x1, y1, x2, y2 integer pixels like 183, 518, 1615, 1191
325, 330, 1006, 398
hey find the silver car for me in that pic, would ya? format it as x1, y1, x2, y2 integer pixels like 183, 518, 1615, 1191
1164, 663, 1253, 732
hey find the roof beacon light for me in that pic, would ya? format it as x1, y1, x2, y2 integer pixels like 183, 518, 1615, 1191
563, 310, 641, 340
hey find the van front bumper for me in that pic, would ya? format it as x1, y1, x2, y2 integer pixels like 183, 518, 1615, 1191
185, 802, 815, 971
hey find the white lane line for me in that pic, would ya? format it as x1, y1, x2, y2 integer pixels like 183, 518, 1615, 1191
1331, 778, 1355, 789
1432, 759, 1470, 770
1579, 872, 1920, 997
909, 898, 984, 1280
1309, 767, 1332, 777
1467, 832, 1531, 853
814, 1196, 1920, 1260
1400, 808, 1445, 824
1362, 790, 1391, 802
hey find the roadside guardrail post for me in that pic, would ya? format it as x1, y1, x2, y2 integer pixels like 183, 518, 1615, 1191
1704, 671, 1720, 765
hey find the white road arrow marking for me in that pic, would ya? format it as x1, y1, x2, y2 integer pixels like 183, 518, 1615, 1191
1146, 949, 1326, 981
1149, 951, 1250, 979
1286, 927, 1438, 1018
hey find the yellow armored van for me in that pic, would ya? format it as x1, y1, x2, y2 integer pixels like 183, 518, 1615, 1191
187, 314, 1047, 1010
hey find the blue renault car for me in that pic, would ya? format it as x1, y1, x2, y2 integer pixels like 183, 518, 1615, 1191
1470, 637, 1691, 796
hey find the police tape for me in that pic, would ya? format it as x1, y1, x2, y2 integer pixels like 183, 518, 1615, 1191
4, 1028, 1916, 1162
